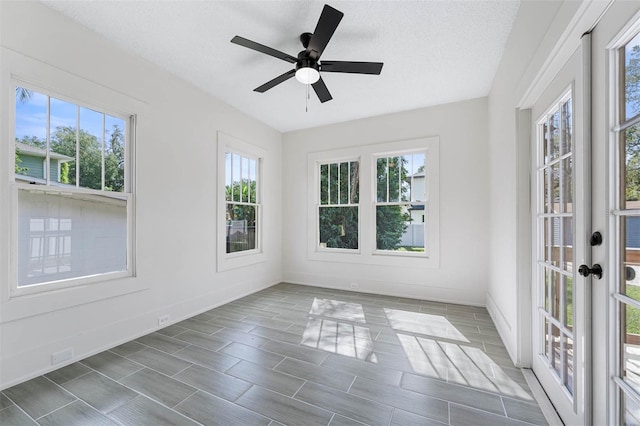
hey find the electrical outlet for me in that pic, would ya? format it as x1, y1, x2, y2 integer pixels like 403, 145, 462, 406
350, 283, 359, 290
51, 348, 73, 366
158, 314, 171, 326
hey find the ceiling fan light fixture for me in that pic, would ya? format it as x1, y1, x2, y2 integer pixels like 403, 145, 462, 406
295, 66, 320, 84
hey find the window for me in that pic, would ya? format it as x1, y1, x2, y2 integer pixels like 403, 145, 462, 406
13, 86, 132, 292
225, 152, 259, 254
318, 160, 359, 250
217, 132, 265, 271
307, 137, 439, 266
375, 152, 426, 254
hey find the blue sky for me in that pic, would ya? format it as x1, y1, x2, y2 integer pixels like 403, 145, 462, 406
15, 88, 124, 142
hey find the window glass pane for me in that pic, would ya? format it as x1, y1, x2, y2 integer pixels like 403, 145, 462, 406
241, 156, 249, 202
225, 153, 232, 201
376, 157, 388, 202
15, 88, 48, 181
551, 217, 560, 267
232, 154, 241, 202
388, 156, 400, 202
319, 206, 358, 249
350, 161, 359, 204
542, 122, 549, 164
249, 158, 257, 203
410, 153, 426, 202
625, 32, 640, 121
78, 107, 103, 190
105, 115, 125, 192
226, 204, 257, 253
50, 97, 78, 187
376, 205, 424, 252
624, 123, 640, 209
17, 189, 127, 287
320, 164, 328, 205
329, 163, 339, 205
339, 162, 349, 205
551, 271, 561, 320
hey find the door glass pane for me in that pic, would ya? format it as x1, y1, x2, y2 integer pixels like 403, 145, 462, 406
552, 163, 560, 213
562, 157, 573, 212
551, 217, 560, 267
623, 216, 640, 302
623, 302, 640, 394
565, 334, 574, 395
550, 111, 560, 160
561, 99, 572, 155
624, 32, 640, 121
565, 275, 574, 327
544, 318, 551, 359
624, 123, 640, 209
552, 324, 562, 377
563, 217, 573, 271
544, 268, 550, 311
623, 391, 640, 426
544, 218, 550, 262
544, 168, 551, 213
551, 271, 561, 320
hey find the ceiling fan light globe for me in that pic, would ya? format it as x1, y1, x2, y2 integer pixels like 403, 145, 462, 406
295, 67, 320, 84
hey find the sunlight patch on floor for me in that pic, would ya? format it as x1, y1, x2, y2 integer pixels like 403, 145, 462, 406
310, 298, 366, 323
397, 333, 533, 401
384, 308, 469, 342
301, 317, 376, 361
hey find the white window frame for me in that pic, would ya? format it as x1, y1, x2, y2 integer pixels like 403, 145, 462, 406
1, 49, 143, 320
307, 137, 439, 268
217, 132, 265, 272
373, 149, 429, 258
316, 157, 361, 253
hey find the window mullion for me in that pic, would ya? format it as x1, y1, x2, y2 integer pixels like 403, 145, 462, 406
46, 96, 51, 186
75, 105, 80, 188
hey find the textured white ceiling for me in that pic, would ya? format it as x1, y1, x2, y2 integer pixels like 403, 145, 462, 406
41, 0, 520, 133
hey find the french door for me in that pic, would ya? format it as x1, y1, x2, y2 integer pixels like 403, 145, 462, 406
530, 3, 640, 424
531, 36, 591, 425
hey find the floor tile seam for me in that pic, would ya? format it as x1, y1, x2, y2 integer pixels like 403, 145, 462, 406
219, 343, 287, 367
272, 360, 356, 392
290, 383, 395, 425
132, 337, 190, 355
0, 393, 37, 422
49, 367, 94, 386
122, 345, 194, 374
402, 371, 524, 401
290, 379, 308, 398
244, 384, 335, 418
33, 398, 78, 421
350, 375, 488, 413
499, 395, 509, 418
173, 389, 268, 425
59, 368, 142, 416
106, 394, 206, 426
448, 401, 539, 423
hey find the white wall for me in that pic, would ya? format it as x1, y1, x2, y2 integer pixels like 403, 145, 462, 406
0, 2, 282, 388
282, 98, 491, 306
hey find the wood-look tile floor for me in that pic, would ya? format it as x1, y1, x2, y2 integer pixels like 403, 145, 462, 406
0, 283, 548, 425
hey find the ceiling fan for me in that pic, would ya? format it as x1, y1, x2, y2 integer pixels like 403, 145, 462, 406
231, 4, 383, 103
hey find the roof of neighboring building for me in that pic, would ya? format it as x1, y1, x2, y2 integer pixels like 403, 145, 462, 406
15, 142, 73, 161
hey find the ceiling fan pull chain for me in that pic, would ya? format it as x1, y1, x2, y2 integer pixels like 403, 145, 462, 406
306, 83, 310, 112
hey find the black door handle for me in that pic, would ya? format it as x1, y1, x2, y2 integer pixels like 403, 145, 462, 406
578, 264, 602, 280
